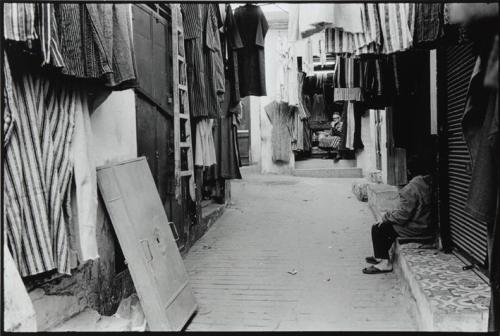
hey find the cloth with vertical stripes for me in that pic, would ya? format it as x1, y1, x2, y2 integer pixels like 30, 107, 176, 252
3, 55, 82, 276
3, 3, 37, 41
37, 3, 65, 68
54, 4, 137, 88
324, 4, 382, 56
378, 3, 415, 54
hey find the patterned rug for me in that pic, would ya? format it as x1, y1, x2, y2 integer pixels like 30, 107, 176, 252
399, 245, 490, 314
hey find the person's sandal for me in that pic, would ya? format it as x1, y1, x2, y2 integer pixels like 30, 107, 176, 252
362, 265, 393, 274
365, 256, 380, 264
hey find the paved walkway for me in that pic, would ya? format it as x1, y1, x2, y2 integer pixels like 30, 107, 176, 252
184, 172, 417, 331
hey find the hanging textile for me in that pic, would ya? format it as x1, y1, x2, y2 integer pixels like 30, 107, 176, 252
4, 3, 65, 68
3, 3, 37, 42
213, 78, 242, 179
360, 55, 396, 109
69, 92, 98, 263
203, 3, 225, 118
37, 4, 65, 68
378, 3, 415, 54
54, 4, 137, 89
324, 4, 382, 56
265, 101, 293, 163
4, 54, 80, 277
334, 56, 362, 102
234, 4, 269, 97
182, 3, 225, 119
223, 3, 243, 108
195, 119, 217, 167
413, 3, 444, 48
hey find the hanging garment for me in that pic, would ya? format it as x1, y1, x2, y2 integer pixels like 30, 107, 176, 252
234, 4, 269, 97
184, 37, 208, 118
290, 107, 303, 152
325, 5, 382, 56
378, 3, 415, 54
202, 3, 225, 118
344, 102, 356, 150
85, 4, 138, 89
360, 55, 396, 109
37, 4, 65, 68
4, 55, 79, 277
54, 4, 137, 89
223, 3, 243, 108
215, 80, 242, 179
69, 93, 98, 263
265, 101, 293, 162
334, 56, 362, 102
3, 3, 37, 41
413, 3, 444, 48
183, 4, 225, 119
195, 119, 217, 167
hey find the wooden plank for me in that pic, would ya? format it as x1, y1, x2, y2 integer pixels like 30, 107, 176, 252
96, 157, 197, 331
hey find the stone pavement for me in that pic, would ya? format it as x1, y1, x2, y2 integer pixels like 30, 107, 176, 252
183, 172, 417, 331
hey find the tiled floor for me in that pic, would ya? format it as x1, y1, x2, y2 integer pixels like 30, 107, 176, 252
183, 172, 417, 331
400, 245, 490, 314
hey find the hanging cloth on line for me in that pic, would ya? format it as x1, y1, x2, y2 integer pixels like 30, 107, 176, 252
54, 3, 138, 89
234, 4, 269, 97
4, 53, 81, 276
195, 119, 217, 168
378, 3, 415, 54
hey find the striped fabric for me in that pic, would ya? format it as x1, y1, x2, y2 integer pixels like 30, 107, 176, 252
334, 56, 362, 102
325, 4, 381, 56
3, 3, 37, 41
181, 3, 202, 40
203, 3, 225, 118
378, 3, 414, 54
37, 3, 65, 68
4, 56, 80, 277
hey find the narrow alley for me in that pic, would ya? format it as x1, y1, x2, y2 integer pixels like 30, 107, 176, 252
184, 171, 416, 331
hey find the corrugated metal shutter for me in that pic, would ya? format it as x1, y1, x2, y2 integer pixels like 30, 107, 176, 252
444, 42, 488, 266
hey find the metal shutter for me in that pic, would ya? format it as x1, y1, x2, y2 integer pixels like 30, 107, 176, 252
444, 42, 488, 266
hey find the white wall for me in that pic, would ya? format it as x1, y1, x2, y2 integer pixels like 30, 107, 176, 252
90, 90, 138, 166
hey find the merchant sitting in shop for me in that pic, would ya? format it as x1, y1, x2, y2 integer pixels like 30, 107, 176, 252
362, 157, 436, 274
318, 112, 343, 160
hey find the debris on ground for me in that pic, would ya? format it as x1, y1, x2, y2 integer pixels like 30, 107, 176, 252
287, 269, 298, 275
202, 244, 212, 250
325, 278, 331, 282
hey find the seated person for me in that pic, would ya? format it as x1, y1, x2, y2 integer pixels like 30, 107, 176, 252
318, 112, 343, 158
363, 157, 436, 274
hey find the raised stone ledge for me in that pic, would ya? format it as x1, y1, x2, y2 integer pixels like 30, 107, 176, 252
395, 242, 490, 331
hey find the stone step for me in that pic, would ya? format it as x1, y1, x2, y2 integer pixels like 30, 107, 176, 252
292, 167, 363, 178
295, 158, 357, 170
394, 242, 490, 331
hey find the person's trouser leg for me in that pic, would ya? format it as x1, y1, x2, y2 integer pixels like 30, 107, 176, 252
371, 222, 399, 259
